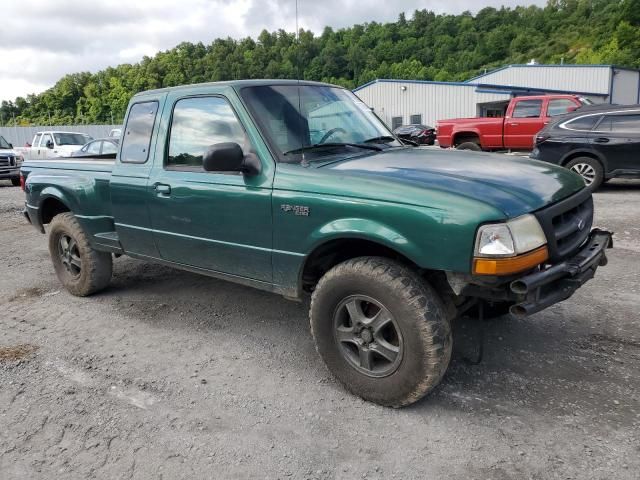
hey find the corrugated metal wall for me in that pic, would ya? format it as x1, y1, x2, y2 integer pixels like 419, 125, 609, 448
611, 69, 640, 104
354, 82, 511, 127
0, 124, 120, 148
470, 65, 612, 95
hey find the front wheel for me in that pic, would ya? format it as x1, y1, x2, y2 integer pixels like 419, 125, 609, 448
11, 177, 20, 187
310, 257, 452, 407
565, 157, 604, 191
48, 213, 113, 296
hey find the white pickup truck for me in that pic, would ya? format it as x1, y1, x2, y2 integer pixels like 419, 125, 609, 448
18, 131, 92, 160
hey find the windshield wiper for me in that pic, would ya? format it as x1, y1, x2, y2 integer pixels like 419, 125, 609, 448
283, 142, 383, 156
362, 136, 397, 144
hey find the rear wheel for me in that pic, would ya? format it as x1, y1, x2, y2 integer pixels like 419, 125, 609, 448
456, 141, 481, 151
11, 177, 20, 187
48, 213, 112, 296
310, 257, 452, 407
565, 157, 604, 191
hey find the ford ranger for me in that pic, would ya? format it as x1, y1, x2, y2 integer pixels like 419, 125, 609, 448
437, 94, 590, 151
21, 80, 612, 407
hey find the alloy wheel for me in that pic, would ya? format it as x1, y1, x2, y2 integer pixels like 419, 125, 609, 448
58, 234, 82, 277
569, 162, 596, 186
333, 295, 403, 378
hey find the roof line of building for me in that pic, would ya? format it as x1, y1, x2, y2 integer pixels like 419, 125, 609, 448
353, 78, 607, 97
353, 78, 475, 91
465, 64, 640, 83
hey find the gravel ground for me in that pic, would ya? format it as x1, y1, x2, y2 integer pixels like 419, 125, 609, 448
1, 179, 639, 479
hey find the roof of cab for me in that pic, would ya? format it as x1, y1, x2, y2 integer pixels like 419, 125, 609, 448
133, 79, 341, 97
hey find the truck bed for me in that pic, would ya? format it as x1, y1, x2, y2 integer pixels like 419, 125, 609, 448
21, 155, 117, 243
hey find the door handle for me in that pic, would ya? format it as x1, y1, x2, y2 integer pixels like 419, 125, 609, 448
593, 137, 610, 144
510, 123, 519, 126
154, 183, 171, 195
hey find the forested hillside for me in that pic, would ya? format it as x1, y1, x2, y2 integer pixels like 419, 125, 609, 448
2, 0, 639, 126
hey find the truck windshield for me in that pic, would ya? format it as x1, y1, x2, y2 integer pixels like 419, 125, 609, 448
54, 133, 92, 146
0, 136, 10, 149
240, 85, 401, 163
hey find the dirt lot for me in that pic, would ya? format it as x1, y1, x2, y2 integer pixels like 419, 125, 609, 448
1, 180, 639, 480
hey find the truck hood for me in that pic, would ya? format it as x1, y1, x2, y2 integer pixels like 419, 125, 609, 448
323, 148, 585, 217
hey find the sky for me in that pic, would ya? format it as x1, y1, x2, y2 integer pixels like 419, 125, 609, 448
0, 0, 546, 103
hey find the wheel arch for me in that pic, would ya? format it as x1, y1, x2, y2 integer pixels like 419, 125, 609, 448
451, 130, 482, 148
560, 149, 608, 172
299, 235, 436, 296
40, 193, 72, 225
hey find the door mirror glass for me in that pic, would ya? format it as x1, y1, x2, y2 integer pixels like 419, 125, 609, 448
203, 142, 245, 172
46, 140, 54, 149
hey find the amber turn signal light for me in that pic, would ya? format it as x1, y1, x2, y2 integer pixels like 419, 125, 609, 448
473, 246, 549, 276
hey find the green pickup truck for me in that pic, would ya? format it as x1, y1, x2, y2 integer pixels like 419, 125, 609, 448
21, 80, 612, 407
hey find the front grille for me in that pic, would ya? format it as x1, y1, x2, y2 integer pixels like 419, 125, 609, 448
534, 188, 593, 262
0, 156, 11, 167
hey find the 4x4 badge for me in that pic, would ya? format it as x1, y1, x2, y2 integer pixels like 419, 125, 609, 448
281, 204, 310, 216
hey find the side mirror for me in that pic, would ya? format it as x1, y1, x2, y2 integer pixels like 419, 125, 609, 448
46, 140, 54, 149
202, 142, 260, 176
8, 143, 13, 149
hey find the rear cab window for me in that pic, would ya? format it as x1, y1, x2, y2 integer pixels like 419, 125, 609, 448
547, 99, 579, 117
120, 101, 159, 163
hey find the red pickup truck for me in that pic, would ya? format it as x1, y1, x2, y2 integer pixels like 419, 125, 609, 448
437, 95, 591, 151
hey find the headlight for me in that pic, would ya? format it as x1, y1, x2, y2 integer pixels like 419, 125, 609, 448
473, 214, 548, 275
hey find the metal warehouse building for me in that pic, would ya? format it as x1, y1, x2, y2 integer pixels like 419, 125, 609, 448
354, 64, 640, 129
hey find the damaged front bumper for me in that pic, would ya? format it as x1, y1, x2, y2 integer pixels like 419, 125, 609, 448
460, 228, 613, 317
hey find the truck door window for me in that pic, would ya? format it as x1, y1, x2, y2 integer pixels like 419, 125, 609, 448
548, 99, 578, 117
512, 100, 543, 118
166, 96, 247, 170
120, 101, 159, 163
33, 134, 42, 147
40, 133, 53, 148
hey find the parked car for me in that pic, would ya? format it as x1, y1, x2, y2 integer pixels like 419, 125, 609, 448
437, 95, 592, 151
392, 124, 436, 145
109, 128, 122, 138
0, 135, 23, 186
17, 131, 93, 160
72, 138, 120, 157
20, 80, 611, 408
531, 104, 640, 191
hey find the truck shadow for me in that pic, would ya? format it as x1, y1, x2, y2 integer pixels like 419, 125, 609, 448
104, 258, 638, 421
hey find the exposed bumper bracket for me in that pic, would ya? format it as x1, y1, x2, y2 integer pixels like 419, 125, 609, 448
508, 229, 612, 317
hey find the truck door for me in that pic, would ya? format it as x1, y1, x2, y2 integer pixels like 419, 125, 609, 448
503, 99, 544, 149
146, 94, 273, 283
39, 133, 54, 159
30, 134, 42, 160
